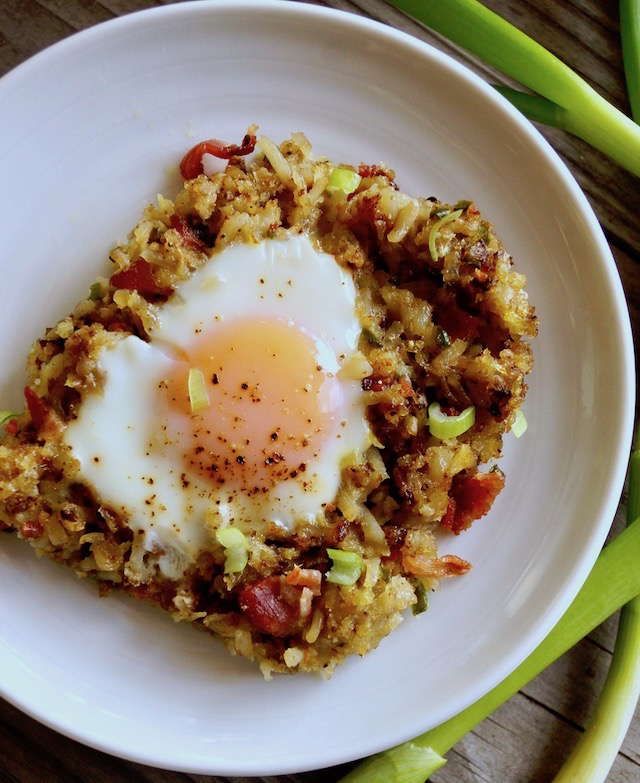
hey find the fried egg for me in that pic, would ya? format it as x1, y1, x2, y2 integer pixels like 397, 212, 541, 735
63, 236, 372, 579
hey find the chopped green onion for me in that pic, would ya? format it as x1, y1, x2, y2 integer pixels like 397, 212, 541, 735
187, 367, 209, 413
428, 208, 463, 262
215, 527, 248, 574
412, 580, 429, 616
326, 167, 362, 194
326, 548, 364, 586
89, 282, 103, 301
428, 401, 475, 439
435, 327, 451, 349
0, 411, 18, 428
511, 408, 528, 438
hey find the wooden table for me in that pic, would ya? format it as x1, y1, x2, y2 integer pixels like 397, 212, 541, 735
1, 1, 639, 780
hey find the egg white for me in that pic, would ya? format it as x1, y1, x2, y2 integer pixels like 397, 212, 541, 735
63, 236, 372, 580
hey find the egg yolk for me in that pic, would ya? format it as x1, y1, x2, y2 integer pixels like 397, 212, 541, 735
165, 317, 345, 494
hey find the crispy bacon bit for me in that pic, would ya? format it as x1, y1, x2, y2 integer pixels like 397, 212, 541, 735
442, 469, 506, 534
357, 163, 398, 189
169, 214, 208, 252
106, 321, 131, 333
383, 526, 407, 563
110, 257, 173, 298
180, 132, 258, 179
285, 566, 322, 594
402, 553, 472, 578
362, 374, 391, 392
24, 387, 63, 438
238, 576, 306, 638
19, 519, 44, 539
434, 291, 483, 342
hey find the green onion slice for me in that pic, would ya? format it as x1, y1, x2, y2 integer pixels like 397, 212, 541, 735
0, 411, 19, 428
326, 167, 362, 194
326, 548, 364, 586
215, 527, 249, 574
428, 208, 463, 262
188, 367, 210, 413
428, 401, 475, 440
511, 408, 528, 438
89, 282, 103, 301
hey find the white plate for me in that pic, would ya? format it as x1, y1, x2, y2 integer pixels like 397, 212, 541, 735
0, 0, 634, 776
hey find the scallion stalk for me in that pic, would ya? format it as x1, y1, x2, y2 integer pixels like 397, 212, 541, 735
348, 5, 640, 780
550, 424, 640, 782
388, 0, 640, 177
338, 513, 640, 782
622, 0, 640, 121
549, 8, 640, 773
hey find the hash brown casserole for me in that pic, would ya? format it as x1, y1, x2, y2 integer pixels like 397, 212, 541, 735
0, 131, 536, 677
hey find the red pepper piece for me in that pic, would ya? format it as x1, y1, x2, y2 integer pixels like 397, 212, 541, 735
179, 132, 257, 179
110, 257, 172, 298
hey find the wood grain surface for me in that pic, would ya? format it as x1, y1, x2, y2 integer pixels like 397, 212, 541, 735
1, 1, 639, 781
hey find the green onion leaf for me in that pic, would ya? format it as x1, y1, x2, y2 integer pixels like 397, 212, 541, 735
326, 548, 364, 585
511, 408, 528, 438
550, 422, 640, 782
187, 367, 209, 413
339, 742, 446, 783
0, 411, 19, 428
326, 167, 362, 194
428, 208, 463, 262
89, 282, 103, 301
428, 401, 475, 439
215, 527, 249, 574
621, 0, 640, 122
338, 514, 640, 783
387, 0, 640, 178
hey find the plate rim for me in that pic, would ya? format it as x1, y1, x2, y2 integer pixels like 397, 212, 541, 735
0, 0, 635, 775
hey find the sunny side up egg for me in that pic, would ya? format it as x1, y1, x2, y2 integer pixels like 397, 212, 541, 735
63, 236, 373, 580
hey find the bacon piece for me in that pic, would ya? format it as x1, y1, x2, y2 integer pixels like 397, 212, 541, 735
442, 470, 506, 534
19, 519, 45, 539
169, 214, 208, 252
435, 292, 482, 342
238, 576, 305, 638
110, 257, 173, 298
403, 553, 471, 578
180, 131, 258, 179
285, 566, 322, 594
24, 387, 63, 438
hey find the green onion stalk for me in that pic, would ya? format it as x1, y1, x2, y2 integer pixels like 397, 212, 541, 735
552, 4, 640, 777
339, 513, 640, 783
388, 0, 640, 179
335, 2, 640, 780
551, 425, 640, 781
